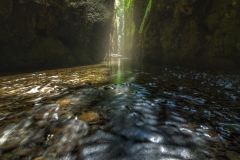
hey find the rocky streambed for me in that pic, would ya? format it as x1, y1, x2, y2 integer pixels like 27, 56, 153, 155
0, 59, 240, 160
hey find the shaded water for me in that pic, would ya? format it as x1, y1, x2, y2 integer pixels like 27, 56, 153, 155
0, 58, 240, 160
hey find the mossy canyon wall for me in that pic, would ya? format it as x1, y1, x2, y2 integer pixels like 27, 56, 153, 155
125, 0, 240, 70
0, 0, 114, 70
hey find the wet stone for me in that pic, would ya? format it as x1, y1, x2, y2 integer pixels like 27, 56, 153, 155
0, 115, 7, 121
0, 139, 21, 151
34, 113, 46, 120
103, 85, 113, 90
56, 99, 71, 106
232, 141, 238, 145
237, 144, 240, 150
207, 130, 218, 137
225, 83, 234, 90
226, 150, 240, 160
216, 151, 225, 157
49, 128, 62, 135
78, 112, 99, 123
13, 147, 36, 156
36, 120, 50, 127
60, 112, 75, 119
44, 99, 54, 104
1, 153, 12, 160
228, 146, 240, 152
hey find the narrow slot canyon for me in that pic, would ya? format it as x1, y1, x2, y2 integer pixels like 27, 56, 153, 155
0, 0, 240, 159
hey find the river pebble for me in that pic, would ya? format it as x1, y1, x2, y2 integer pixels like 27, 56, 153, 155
226, 150, 240, 160
78, 112, 100, 123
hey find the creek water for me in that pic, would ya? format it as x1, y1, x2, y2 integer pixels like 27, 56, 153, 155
0, 58, 240, 160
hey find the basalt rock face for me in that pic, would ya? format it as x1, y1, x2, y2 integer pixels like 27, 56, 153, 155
130, 0, 240, 70
0, 0, 114, 70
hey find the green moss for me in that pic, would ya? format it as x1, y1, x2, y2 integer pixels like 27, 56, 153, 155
123, 0, 136, 55
139, 0, 152, 34
126, 22, 135, 36
125, 22, 135, 49
124, 0, 135, 11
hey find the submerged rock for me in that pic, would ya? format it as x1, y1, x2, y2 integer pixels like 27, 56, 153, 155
78, 111, 100, 123
56, 99, 71, 106
225, 82, 235, 90
226, 150, 240, 160
206, 130, 218, 137
36, 120, 50, 127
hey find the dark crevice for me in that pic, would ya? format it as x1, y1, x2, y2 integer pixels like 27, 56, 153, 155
36, 29, 48, 37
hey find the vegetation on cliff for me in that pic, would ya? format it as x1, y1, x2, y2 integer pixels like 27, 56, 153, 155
1, 0, 240, 71
123, 0, 240, 70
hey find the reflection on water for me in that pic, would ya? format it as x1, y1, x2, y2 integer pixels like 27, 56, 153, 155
0, 59, 240, 159
106, 58, 136, 84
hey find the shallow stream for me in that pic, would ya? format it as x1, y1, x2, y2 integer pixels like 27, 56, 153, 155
0, 58, 240, 160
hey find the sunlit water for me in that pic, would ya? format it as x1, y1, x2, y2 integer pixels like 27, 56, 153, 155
0, 58, 240, 160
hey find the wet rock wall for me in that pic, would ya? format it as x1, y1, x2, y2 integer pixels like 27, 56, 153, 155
127, 0, 240, 70
0, 0, 114, 70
